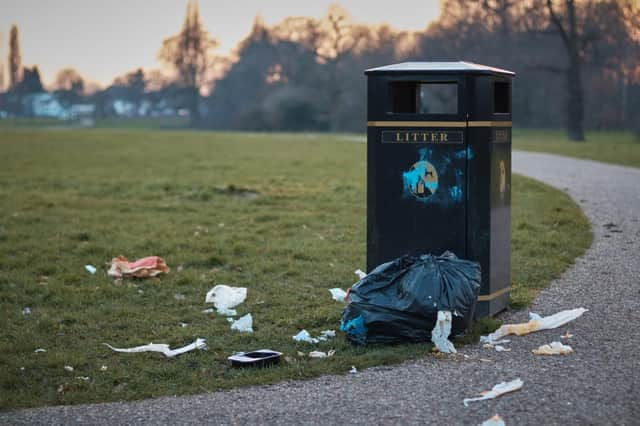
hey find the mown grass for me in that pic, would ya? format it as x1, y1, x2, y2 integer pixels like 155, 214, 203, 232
514, 129, 639, 168
0, 128, 590, 410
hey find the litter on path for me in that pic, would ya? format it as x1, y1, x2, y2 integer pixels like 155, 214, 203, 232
205, 285, 247, 315
107, 256, 170, 279
479, 415, 505, 426
230, 314, 253, 333
349, 366, 358, 374
104, 338, 207, 358
431, 310, 457, 353
85, 265, 97, 274
532, 341, 573, 355
329, 288, 347, 302
481, 308, 587, 343
463, 378, 523, 406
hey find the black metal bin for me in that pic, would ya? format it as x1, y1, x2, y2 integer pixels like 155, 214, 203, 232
365, 61, 515, 317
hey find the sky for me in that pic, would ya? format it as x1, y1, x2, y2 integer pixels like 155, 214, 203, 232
0, 0, 441, 88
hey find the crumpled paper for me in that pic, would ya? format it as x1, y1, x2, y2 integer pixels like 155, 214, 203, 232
464, 378, 523, 406
104, 338, 207, 358
329, 288, 347, 302
230, 313, 253, 333
205, 285, 247, 315
532, 341, 573, 355
481, 308, 587, 343
107, 256, 170, 279
431, 310, 456, 353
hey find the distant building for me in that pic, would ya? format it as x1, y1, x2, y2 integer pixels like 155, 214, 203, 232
23, 93, 69, 119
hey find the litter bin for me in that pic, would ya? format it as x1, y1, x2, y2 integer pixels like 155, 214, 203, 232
365, 61, 514, 317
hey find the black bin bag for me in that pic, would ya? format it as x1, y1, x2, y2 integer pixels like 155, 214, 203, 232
340, 252, 480, 345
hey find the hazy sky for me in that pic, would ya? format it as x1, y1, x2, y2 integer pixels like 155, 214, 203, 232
0, 0, 441, 88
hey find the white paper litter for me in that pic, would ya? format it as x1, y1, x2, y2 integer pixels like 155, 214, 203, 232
202, 308, 215, 314
532, 341, 573, 355
179, 322, 189, 328
494, 345, 511, 352
308, 350, 335, 358
104, 338, 208, 358
349, 366, 358, 374
293, 329, 319, 343
226, 317, 235, 323
463, 378, 523, 406
354, 269, 367, 279
34, 348, 46, 353
479, 415, 506, 426
230, 314, 253, 333
205, 285, 247, 315
85, 265, 97, 274
100, 365, 108, 371
64, 365, 74, 372
22, 307, 32, 315
318, 330, 336, 341
217, 307, 237, 316
76, 376, 90, 381
329, 288, 347, 302
481, 308, 587, 343
431, 310, 457, 353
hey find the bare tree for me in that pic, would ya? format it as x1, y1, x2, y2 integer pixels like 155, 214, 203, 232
9, 25, 22, 89
158, 0, 217, 124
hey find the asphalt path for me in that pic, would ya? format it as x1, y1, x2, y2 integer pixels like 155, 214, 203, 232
2, 151, 639, 425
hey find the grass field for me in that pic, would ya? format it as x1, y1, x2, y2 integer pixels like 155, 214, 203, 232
513, 129, 639, 168
0, 128, 591, 410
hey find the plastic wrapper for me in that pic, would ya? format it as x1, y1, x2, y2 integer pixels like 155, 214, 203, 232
340, 252, 480, 345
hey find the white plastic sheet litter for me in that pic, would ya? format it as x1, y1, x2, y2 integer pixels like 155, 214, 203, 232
532, 341, 573, 355
431, 310, 457, 353
85, 265, 97, 274
230, 314, 253, 333
479, 415, 506, 426
293, 330, 318, 343
329, 288, 347, 302
463, 378, 523, 406
481, 308, 587, 343
104, 338, 208, 358
205, 285, 247, 315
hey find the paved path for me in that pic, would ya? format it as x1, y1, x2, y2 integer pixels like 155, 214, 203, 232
3, 152, 639, 425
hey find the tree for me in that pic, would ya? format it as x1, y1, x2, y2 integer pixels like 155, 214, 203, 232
158, 0, 217, 124
16, 66, 43, 94
9, 25, 22, 89
53, 68, 85, 105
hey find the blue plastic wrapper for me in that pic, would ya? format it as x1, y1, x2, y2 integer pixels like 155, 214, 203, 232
340, 252, 480, 345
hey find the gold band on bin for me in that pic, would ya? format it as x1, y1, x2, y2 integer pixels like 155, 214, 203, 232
477, 286, 511, 302
367, 121, 512, 128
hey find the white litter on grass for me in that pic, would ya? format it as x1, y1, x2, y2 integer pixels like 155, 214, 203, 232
76, 376, 90, 381
354, 269, 367, 279
308, 350, 335, 358
293, 330, 319, 344
217, 307, 237, 316
226, 317, 235, 323
532, 341, 573, 355
318, 330, 336, 341
349, 366, 358, 374
85, 265, 97, 274
463, 378, 523, 406
230, 314, 253, 333
64, 366, 74, 372
205, 285, 247, 316
34, 348, 46, 353
100, 365, 108, 371
202, 308, 215, 314
174, 293, 186, 301
329, 288, 347, 302
179, 322, 189, 328
479, 415, 506, 426
22, 307, 32, 315
481, 308, 588, 343
431, 310, 456, 353
104, 338, 208, 358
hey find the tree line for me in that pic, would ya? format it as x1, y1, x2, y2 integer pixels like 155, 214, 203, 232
1, 0, 639, 140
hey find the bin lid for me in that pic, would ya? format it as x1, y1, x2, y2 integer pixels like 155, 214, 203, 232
365, 61, 514, 77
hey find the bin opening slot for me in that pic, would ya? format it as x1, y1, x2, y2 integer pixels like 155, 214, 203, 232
389, 82, 417, 113
494, 81, 510, 113
419, 82, 458, 114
